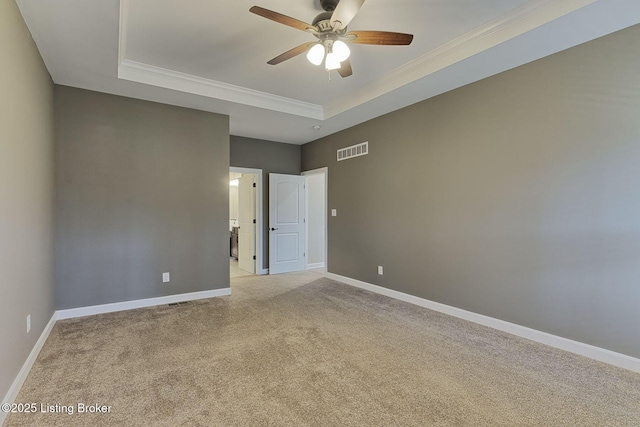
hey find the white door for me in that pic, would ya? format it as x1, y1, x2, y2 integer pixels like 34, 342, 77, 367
238, 174, 256, 273
269, 173, 305, 274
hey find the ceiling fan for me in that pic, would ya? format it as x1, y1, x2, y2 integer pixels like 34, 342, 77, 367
250, 0, 413, 78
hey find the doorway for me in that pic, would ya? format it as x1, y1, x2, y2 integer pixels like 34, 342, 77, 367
302, 168, 328, 274
267, 170, 327, 276
229, 167, 265, 278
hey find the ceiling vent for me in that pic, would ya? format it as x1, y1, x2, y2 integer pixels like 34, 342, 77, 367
337, 141, 368, 162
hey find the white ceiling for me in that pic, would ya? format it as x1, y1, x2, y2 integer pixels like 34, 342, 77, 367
16, 0, 640, 144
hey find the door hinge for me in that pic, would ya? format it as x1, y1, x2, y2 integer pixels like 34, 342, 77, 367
303, 252, 306, 257
253, 255, 256, 260
253, 183, 256, 188
253, 219, 256, 224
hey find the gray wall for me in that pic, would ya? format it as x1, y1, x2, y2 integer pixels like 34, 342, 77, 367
0, 0, 55, 401
230, 136, 301, 270
55, 86, 230, 310
302, 24, 640, 358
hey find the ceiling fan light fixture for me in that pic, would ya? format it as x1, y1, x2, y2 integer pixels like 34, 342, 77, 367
332, 40, 351, 62
250, 3, 414, 79
307, 43, 325, 66
325, 53, 341, 70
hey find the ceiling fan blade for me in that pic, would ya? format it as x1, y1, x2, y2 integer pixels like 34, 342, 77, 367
330, 0, 365, 30
338, 58, 353, 78
345, 31, 414, 45
250, 6, 317, 32
267, 42, 317, 65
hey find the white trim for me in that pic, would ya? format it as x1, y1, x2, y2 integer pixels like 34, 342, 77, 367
301, 167, 329, 175
326, 273, 640, 373
0, 313, 57, 426
307, 262, 325, 270
230, 167, 265, 275
56, 288, 231, 320
323, 0, 597, 119
117, 0, 129, 66
302, 168, 328, 274
117, 60, 324, 120
303, 175, 310, 272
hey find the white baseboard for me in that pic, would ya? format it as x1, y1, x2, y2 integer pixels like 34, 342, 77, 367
1, 313, 57, 426
56, 288, 232, 320
326, 272, 640, 373
307, 262, 325, 270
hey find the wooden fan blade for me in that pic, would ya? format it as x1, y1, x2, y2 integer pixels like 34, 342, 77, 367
250, 6, 316, 32
338, 58, 353, 78
267, 42, 316, 65
330, 0, 365, 30
346, 31, 414, 45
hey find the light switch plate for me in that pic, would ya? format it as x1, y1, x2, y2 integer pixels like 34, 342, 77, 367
332, 209, 337, 217
163, 272, 170, 283
378, 266, 384, 275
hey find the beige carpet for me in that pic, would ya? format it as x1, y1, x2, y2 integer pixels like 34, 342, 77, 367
6, 271, 640, 426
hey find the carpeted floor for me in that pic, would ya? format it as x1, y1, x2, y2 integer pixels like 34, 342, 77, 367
5, 271, 640, 426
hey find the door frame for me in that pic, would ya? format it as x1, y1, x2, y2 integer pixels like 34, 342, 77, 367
301, 167, 328, 275
230, 167, 266, 275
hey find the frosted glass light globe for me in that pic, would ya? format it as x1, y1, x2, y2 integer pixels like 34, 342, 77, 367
306, 44, 325, 66
332, 40, 351, 62
325, 53, 341, 70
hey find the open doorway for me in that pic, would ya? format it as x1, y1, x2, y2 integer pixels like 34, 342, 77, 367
229, 167, 264, 278
302, 167, 328, 274
266, 170, 327, 276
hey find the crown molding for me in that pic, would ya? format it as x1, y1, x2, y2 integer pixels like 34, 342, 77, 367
118, 0, 129, 66
117, 0, 596, 122
117, 60, 324, 119
117, 0, 322, 120
323, 0, 597, 119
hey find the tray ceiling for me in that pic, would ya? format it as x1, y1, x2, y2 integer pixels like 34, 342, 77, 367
16, 0, 640, 144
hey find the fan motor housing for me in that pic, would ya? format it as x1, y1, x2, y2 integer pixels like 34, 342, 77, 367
312, 12, 334, 31
320, 0, 340, 12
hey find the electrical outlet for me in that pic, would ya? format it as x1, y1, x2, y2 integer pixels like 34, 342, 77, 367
332, 209, 337, 217
27, 314, 31, 333
378, 266, 384, 275
163, 272, 170, 283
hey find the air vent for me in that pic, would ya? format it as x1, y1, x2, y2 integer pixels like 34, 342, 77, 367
337, 141, 368, 162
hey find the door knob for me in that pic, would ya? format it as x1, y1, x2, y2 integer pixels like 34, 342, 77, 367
270, 227, 278, 231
